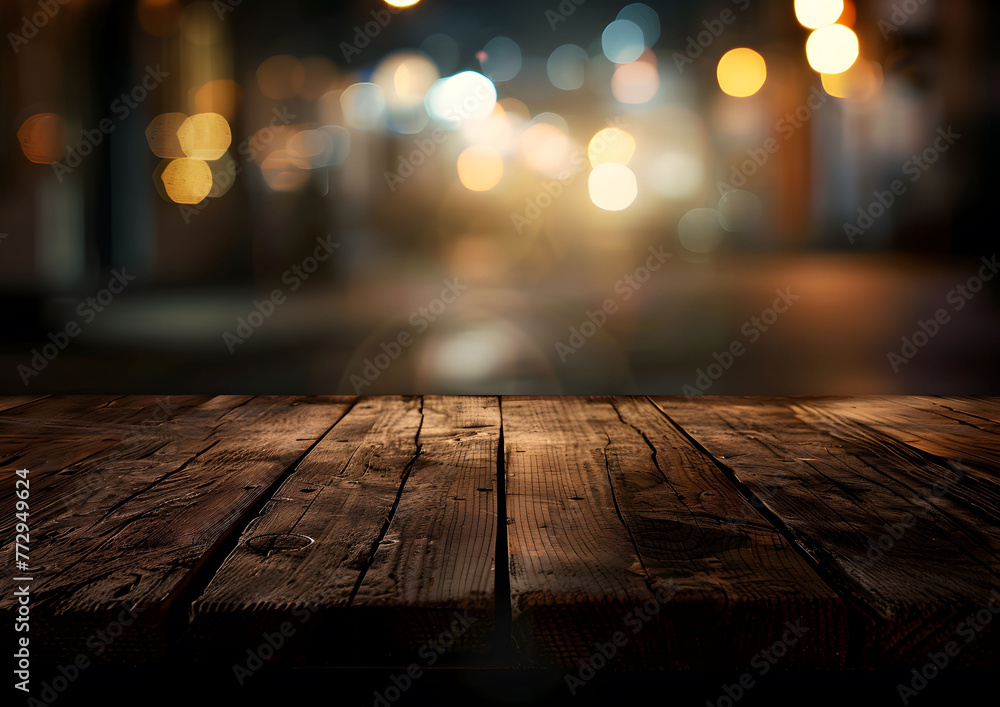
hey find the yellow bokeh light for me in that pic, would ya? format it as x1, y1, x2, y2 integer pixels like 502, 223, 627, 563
17, 113, 66, 164
821, 59, 883, 100
161, 158, 213, 204
717, 48, 767, 98
457, 145, 503, 192
806, 24, 859, 75
177, 113, 232, 160
385, 0, 421, 7
373, 52, 439, 109
589, 163, 638, 211
588, 128, 636, 168
794, 0, 845, 29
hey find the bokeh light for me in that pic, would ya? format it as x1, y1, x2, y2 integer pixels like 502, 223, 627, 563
161, 158, 213, 204
617, 3, 660, 47
498, 101, 528, 126
260, 151, 309, 192
372, 51, 438, 133
612, 58, 659, 104
479, 37, 522, 83
287, 130, 334, 169
385, 0, 421, 7
341, 82, 388, 130
457, 145, 504, 192
518, 122, 574, 174
717, 48, 767, 97
794, 0, 845, 30
602, 19, 645, 64
177, 113, 232, 160
373, 51, 439, 108
821, 59, 884, 100
588, 128, 636, 168
678, 208, 725, 253
547, 45, 589, 91
257, 55, 305, 100
718, 189, 763, 232
425, 71, 497, 128
145, 113, 188, 159
806, 24, 859, 75
319, 125, 351, 166
461, 104, 516, 151
589, 163, 638, 211
17, 113, 66, 164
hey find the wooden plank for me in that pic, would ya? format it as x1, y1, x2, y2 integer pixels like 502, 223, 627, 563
609, 396, 848, 669
937, 396, 1000, 426
810, 396, 1000, 470
792, 399, 1000, 537
191, 395, 498, 664
0, 396, 354, 663
504, 396, 846, 670
350, 396, 499, 655
0, 396, 230, 538
188, 396, 420, 664
652, 396, 1000, 668
0, 395, 48, 413
504, 396, 661, 669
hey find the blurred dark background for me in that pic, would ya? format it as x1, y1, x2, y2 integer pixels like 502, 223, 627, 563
1, 0, 998, 394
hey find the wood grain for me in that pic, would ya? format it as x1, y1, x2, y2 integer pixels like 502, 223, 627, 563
0, 396, 354, 663
190, 396, 499, 664
505, 396, 847, 670
652, 396, 1000, 667
0, 396, 224, 538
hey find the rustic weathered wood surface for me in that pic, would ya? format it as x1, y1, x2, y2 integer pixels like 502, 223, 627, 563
1, 396, 998, 673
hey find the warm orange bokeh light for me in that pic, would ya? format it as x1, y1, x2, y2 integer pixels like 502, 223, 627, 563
457, 145, 504, 192
17, 113, 66, 164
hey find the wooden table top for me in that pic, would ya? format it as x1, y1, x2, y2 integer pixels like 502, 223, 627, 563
2, 395, 998, 678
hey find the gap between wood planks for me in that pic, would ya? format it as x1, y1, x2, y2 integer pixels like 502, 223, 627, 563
177, 396, 512, 662
494, 397, 514, 663
639, 395, 871, 670
168, 395, 986, 667
169, 397, 362, 643
171, 395, 860, 663
347, 397, 425, 606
